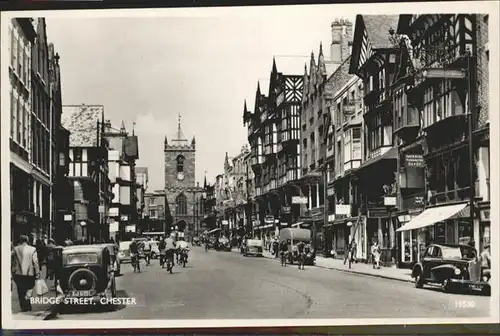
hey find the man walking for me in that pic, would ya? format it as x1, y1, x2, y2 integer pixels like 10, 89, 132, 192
12, 235, 40, 312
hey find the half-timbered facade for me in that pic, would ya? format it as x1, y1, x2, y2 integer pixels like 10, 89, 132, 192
243, 58, 304, 240
349, 15, 400, 265
395, 14, 486, 258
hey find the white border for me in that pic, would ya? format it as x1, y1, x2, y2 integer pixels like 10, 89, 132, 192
2, 1, 499, 330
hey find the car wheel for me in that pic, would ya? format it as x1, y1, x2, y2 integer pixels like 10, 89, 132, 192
414, 272, 424, 288
441, 279, 450, 293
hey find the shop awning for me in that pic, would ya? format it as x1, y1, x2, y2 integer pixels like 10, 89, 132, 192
396, 202, 468, 232
207, 228, 221, 234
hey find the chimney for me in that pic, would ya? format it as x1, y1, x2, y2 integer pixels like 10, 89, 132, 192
330, 18, 353, 64
104, 119, 112, 132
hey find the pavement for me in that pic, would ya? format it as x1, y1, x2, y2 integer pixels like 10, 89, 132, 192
42, 246, 490, 320
260, 249, 413, 283
11, 266, 60, 320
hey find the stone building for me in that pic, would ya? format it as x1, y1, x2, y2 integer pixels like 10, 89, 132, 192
143, 189, 167, 233
164, 115, 203, 238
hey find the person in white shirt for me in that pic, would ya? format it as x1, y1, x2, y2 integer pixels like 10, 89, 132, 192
143, 238, 152, 265
176, 238, 190, 264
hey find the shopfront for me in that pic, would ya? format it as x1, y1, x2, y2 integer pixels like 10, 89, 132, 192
397, 202, 472, 264
478, 202, 490, 252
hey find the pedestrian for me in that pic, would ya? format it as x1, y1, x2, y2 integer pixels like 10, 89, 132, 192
273, 239, 279, 258
35, 238, 46, 274
45, 238, 56, 281
12, 235, 40, 312
371, 240, 381, 269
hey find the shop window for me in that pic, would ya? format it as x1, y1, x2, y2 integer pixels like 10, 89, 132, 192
458, 220, 472, 245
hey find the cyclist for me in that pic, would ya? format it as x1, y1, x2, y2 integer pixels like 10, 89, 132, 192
164, 234, 177, 272
296, 241, 306, 270
176, 237, 190, 265
159, 236, 166, 267
143, 238, 152, 266
280, 239, 289, 266
129, 239, 140, 272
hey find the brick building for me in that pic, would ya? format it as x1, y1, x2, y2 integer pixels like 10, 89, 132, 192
164, 115, 203, 238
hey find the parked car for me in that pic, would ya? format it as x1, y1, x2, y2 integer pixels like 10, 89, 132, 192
60, 245, 117, 306
99, 243, 120, 276
117, 241, 132, 264
412, 243, 491, 295
244, 239, 263, 257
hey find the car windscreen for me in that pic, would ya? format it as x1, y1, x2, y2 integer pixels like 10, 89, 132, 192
119, 241, 132, 251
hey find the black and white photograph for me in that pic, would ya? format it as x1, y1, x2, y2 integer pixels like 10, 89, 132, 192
1, 1, 498, 330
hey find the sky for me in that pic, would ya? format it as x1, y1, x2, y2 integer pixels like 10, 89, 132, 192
44, 6, 356, 191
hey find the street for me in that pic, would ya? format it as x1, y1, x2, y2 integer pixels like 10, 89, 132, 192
52, 247, 490, 320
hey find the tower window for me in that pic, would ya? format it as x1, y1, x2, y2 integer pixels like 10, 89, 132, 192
176, 155, 184, 173
176, 193, 187, 215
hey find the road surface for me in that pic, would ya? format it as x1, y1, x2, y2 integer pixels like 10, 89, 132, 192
52, 246, 490, 320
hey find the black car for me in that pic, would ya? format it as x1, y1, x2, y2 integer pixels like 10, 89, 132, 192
60, 245, 117, 305
412, 243, 490, 295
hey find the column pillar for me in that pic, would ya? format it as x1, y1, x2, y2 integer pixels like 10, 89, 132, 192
316, 183, 320, 209
308, 185, 312, 211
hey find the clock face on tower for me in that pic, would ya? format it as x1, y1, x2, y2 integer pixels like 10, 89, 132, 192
177, 172, 185, 181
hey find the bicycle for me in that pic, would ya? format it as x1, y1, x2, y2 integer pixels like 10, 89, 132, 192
179, 250, 188, 268
298, 252, 305, 270
144, 250, 151, 266
165, 250, 174, 274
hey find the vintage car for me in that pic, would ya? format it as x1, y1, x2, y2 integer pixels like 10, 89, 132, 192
412, 243, 491, 295
243, 239, 263, 257
192, 237, 201, 246
60, 245, 117, 305
99, 243, 120, 276
217, 237, 231, 251
279, 228, 316, 266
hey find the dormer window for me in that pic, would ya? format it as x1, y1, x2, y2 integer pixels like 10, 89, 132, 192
176, 155, 184, 173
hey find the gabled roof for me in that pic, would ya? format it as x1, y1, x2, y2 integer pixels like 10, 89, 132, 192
349, 14, 400, 75
363, 15, 400, 49
62, 105, 104, 147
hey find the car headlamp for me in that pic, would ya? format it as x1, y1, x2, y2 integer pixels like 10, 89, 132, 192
454, 268, 461, 275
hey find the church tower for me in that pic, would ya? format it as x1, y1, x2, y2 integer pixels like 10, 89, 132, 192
164, 114, 199, 235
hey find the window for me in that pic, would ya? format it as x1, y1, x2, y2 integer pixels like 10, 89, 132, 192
11, 29, 17, 71
10, 90, 15, 138
59, 152, 65, 166
17, 37, 22, 75
176, 193, 187, 215
17, 96, 22, 144
150, 209, 157, 219
423, 86, 434, 128
149, 197, 155, 205
22, 103, 28, 148
176, 155, 184, 173
73, 148, 82, 162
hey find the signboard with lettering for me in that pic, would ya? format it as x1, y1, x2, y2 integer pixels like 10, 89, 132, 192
327, 187, 335, 196
292, 196, 308, 204
221, 220, 229, 225
335, 204, 351, 216
405, 154, 425, 167
384, 197, 397, 206
109, 208, 119, 217
64, 214, 73, 222
282, 206, 291, 213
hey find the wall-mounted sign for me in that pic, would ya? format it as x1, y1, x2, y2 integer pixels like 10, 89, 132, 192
328, 214, 336, 222
292, 196, 308, 204
98, 205, 105, 214
109, 221, 119, 233
282, 206, 291, 213
480, 209, 490, 221
221, 220, 229, 225
327, 187, 335, 196
125, 225, 136, 233
64, 214, 73, 222
405, 154, 425, 167
109, 208, 119, 217
121, 214, 129, 221
384, 197, 397, 206
335, 204, 351, 216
